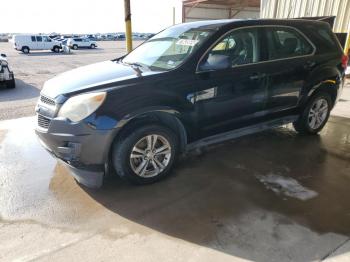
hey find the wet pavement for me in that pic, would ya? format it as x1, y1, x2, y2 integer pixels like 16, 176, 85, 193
0, 116, 350, 261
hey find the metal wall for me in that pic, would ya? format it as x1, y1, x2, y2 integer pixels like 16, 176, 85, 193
183, 4, 259, 22
260, 0, 350, 33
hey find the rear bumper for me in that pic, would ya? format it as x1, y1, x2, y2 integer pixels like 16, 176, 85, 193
35, 116, 117, 188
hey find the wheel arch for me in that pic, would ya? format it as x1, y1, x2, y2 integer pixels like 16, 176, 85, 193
115, 110, 188, 151
304, 80, 339, 109
103, 109, 189, 176
302, 65, 342, 109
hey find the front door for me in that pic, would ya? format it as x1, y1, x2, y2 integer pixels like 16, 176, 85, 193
195, 27, 268, 135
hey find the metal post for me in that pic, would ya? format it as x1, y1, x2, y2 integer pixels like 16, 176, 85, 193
124, 0, 132, 53
173, 6, 176, 25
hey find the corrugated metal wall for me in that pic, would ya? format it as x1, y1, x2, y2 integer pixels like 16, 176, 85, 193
260, 0, 350, 33
183, 4, 259, 22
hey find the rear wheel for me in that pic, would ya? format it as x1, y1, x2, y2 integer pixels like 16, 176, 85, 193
293, 92, 332, 134
90, 44, 96, 49
53, 46, 60, 53
22, 46, 30, 54
72, 44, 78, 50
112, 124, 179, 185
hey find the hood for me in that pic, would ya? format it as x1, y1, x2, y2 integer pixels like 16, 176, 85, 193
41, 60, 158, 98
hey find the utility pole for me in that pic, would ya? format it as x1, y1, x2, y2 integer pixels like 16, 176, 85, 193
173, 6, 176, 25
124, 0, 132, 53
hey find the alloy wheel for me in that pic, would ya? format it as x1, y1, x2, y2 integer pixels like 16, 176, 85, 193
308, 98, 328, 130
129, 134, 172, 178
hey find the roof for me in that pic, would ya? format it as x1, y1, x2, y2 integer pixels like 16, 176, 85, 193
182, 0, 259, 8
174, 18, 331, 32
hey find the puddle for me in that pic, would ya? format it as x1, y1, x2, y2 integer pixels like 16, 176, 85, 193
256, 173, 318, 201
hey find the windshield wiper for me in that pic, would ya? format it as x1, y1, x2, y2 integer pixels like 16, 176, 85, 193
123, 61, 150, 71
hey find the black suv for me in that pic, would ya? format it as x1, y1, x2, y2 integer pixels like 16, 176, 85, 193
35, 19, 346, 188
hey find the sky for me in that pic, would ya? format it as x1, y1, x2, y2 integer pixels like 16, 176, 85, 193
1, 0, 183, 34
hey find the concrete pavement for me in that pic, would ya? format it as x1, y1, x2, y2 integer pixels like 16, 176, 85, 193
1, 113, 350, 261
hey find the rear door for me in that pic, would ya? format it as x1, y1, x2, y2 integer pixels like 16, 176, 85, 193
262, 26, 316, 114
30, 36, 37, 49
35, 36, 44, 50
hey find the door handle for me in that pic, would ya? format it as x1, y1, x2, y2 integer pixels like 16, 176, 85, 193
249, 73, 266, 80
304, 61, 316, 70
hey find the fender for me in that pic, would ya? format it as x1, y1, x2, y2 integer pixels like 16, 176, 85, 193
114, 106, 191, 152
299, 64, 342, 108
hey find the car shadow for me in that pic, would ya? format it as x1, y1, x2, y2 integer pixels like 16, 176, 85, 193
0, 79, 40, 102
81, 117, 350, 260
21, 52, 75, 56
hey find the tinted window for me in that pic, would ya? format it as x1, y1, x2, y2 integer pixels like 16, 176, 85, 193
74, 38, 82, 42
266, 28, 313, 60
36, 36, 42, 42
314, 27, 339, 53
207, 28, 259, 67
31, 36, 36, 42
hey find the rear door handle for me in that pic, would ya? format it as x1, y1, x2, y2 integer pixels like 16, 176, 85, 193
249, 73, 266, 80
304, 61, 316, 70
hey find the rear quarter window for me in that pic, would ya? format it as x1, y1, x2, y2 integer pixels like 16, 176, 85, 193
265, 27, 314, 60
305, 24, 341, 54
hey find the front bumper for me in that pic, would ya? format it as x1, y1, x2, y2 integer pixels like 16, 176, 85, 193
35, 116, 117, 188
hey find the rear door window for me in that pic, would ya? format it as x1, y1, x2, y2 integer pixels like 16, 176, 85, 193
265, 27, 314, 60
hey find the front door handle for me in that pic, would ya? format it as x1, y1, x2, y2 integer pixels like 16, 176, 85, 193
249, 73, 266, 80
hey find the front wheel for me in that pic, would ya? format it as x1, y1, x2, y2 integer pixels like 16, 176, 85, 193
6, 78, 15, 89
293, 92, 332, 135
72, 45, 78, 50
112, 125, 179, 185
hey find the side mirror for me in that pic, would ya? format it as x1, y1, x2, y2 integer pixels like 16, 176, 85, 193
199, 54, 230, 71
1, 54, 6, 58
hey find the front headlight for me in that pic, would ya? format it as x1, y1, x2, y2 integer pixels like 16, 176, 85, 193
58, 92, 106, 122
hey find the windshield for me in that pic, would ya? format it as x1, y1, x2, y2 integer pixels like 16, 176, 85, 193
122, 25, 214, 71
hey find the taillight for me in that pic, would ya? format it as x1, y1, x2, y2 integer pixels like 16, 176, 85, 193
341, 54, 348, 69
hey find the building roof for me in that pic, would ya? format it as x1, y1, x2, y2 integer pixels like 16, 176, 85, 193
182, 0, 260, 8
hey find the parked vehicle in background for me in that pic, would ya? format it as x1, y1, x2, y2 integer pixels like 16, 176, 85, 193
12, 35, 61, 54
116, 33, 125, 40
35, 19, 346, 188
67, 38, 97, 49
0, 53, 15, 88
85, 35, 97, 41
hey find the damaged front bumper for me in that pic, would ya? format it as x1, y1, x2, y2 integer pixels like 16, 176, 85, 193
35, 114, 118, 188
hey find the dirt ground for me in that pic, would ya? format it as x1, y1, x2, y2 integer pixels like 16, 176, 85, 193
1, 41, 350, 261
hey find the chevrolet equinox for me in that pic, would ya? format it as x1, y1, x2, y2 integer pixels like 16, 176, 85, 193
35, 19, 347, 188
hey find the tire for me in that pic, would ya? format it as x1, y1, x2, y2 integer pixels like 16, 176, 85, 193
53, 46, 60, 53
6, 78, 15, 89
112, 124, 179, 185
90, 44, 96, 49
293, 92, 332, 135
72, 45, 78, 50
22, 46, 30, 54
